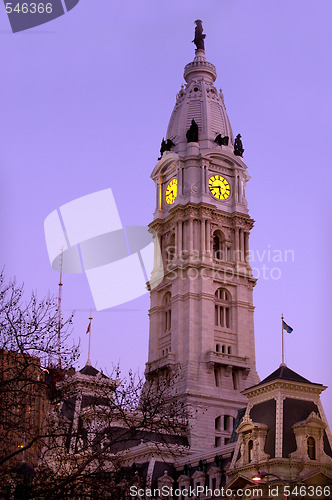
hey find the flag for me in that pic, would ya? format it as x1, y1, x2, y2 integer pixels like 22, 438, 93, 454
86, 320, 91, 334
282, 320, 293, 334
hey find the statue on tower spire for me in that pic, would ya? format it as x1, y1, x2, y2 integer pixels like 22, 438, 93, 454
193, 20, 206, 51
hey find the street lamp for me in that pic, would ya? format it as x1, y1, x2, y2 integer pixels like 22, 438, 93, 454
252, 472, 286, 485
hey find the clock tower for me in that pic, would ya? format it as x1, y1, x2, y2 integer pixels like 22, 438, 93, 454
146, 25, 259, 450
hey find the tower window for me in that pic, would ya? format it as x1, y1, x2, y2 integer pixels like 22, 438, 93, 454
213, 230, 231, 260
166, 233, 176, 263
215, 416, 221, 431
214, 368, 220, 387
216, 343, 220, 352
307, 437, 316, 460
163, 292, 172, 332
214, 288, 231, 329
232, 370, 238, 390
213, 231, 225, 260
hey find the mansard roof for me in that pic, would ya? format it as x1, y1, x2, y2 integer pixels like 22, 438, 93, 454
79, 363, 108, 378
246, 364, 323, 391
259, 364, 315, 385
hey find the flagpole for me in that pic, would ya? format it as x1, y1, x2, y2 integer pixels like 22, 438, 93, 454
281, 313, 285, 366
87, 310, 92, 365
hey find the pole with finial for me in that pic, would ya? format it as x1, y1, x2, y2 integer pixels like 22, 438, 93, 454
57, 248, 63, 369
86, 310, 93, 365
281, 313, 285, 366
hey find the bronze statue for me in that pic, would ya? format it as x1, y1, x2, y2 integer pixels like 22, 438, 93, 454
193, 20, 206, 51
234, 134, 244, 157
158, 138, 175, 159
215, 134, 229, 146
186, 119, 199, 143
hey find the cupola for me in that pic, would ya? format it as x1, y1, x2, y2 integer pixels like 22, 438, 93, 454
166, 40, 234, 155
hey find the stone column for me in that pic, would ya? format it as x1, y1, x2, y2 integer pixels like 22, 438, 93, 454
240, 229, 245, 262
178, 164, 182, 196
235, 228, 240, 262
244, 232, 249, 263
201, 219, 206, 254
189, 218, 193, 253
178, 221, 182, 255
206, 220, 210, 255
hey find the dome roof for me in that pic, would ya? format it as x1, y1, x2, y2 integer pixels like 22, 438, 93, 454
166, 49, 234, 155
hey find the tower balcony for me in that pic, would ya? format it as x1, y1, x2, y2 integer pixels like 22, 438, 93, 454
206, 351, 250, 378
145, 352, 177, 378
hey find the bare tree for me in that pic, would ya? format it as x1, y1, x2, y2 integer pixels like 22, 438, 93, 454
0, 273, 188, 499
32, 367, 188, 499
0, 272, 78, 497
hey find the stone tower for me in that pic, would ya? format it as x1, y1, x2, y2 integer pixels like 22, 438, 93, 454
146, 26, 260, 450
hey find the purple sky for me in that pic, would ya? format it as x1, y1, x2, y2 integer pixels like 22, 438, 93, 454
1, 1, 332, 425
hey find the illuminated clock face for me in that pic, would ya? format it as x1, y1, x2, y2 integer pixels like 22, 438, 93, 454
165, 178, 177, 205
208, 175, 231, 200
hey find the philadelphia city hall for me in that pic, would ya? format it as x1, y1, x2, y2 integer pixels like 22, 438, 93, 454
2, 21, 332, 500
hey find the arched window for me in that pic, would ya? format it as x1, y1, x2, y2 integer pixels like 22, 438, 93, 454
215, 288, 231, 329
216, 343, 220, 353
248, 440, 254, 462
163, 292, 172, 332
307, 437, 316, 460
215, 416, 221, 431
213, 230, 225, 260
213, 230, 232, 260
224, 415, 234, 433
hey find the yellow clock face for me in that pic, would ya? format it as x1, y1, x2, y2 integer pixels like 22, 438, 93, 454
165, 178, 177, 205
209, 175, 231, 200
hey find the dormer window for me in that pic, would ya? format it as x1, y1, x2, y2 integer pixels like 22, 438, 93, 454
307, 437, 316, 460
248, 439, 254, 463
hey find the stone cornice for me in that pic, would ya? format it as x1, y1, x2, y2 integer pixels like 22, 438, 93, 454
150, 205, 254, 232
174, 442, 235, 469
242, 380, 326, 400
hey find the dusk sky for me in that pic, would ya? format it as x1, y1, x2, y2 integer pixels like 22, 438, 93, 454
1, 1, 331, 425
